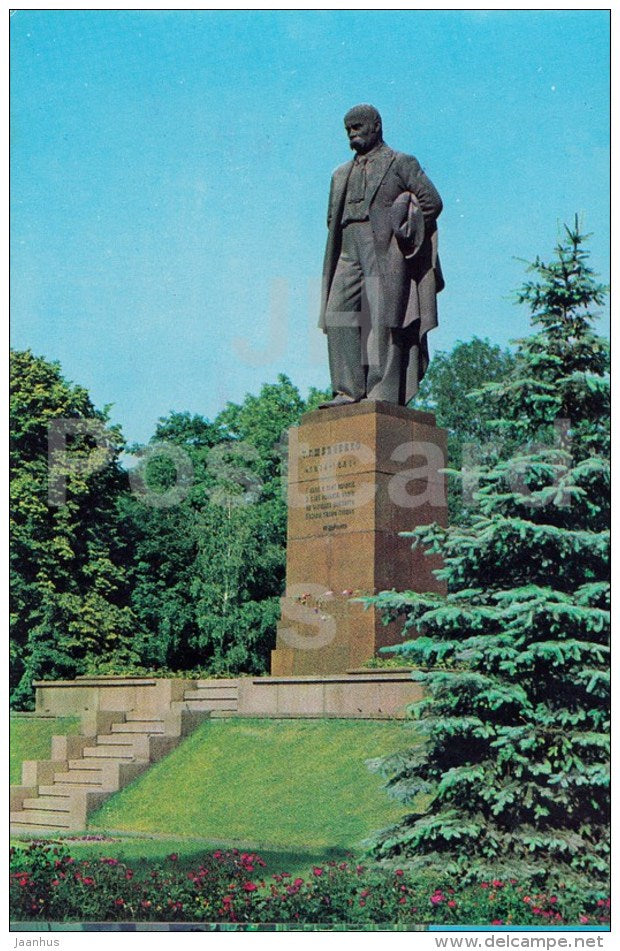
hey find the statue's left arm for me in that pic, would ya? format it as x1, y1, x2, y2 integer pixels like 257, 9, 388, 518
396, 154, 443, 222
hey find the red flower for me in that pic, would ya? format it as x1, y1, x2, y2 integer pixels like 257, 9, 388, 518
492, 919, 503, 925
312, 867, 324, 877
492, 879, 504, 888
115, 898, 125, 906
395, 869, 404, 877
448, 900, 457, 908
294, 878, 304, 887
82, 877, 95, 886
168, 853, 178, 862
243, 881, 257, 892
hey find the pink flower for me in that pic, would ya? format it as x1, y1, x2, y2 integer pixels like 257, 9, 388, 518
492, 920, 503, 925
430, 893, 444, 905
294, 878, 304, 887
313, 867, 324, 877
492, 879, 504, 888
243, 881, 257, 892
395, 869, 404, 877
579, 915, 589, 924
448, 900, 457, 908
81, 877, 95, 886
168, 853, 178, 862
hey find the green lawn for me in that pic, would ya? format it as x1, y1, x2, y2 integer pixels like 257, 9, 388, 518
10, 715, 81, 784
89, 718, 420, 852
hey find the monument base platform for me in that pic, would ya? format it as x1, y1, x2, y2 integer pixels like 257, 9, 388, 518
32, 673, 422, 720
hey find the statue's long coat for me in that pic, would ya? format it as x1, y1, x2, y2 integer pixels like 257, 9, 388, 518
319, 144, 444, 392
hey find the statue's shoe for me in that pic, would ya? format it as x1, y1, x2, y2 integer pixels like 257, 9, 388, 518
318, 394, 360, 409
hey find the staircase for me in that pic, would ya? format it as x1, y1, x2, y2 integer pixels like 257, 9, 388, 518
10, 679, 240, 833
174, 679, 240, 716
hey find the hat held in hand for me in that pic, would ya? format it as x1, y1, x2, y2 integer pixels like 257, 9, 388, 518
390, 191, 425, 259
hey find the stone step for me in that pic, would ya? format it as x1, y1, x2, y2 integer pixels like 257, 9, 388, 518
68, 758, 112, 770
10, 810, 73, 828
22, 796, 73, 812
181, 699, 238, 711
111, 721, 165, 734
83, 745, 135, 759
96, 734, 136, 745
39, 782, 105, 795
184, 692, 238, 703
125, 713, 166, 723
53, 770, 106, 785
73, 756, 135, 769
195, 679, 239, 688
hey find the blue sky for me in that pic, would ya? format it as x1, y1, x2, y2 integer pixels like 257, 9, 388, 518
10, 9, 610, 444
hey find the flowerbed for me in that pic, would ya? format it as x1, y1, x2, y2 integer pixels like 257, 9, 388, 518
10, 843, 610, 926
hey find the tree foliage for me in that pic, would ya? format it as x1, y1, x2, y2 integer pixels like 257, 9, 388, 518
415, 337, 515, 522
365, 221, 609, 890
10, 349, 138, 708
120, 376, 320, 675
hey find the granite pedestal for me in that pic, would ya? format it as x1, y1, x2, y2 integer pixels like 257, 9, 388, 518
271, 400, 448, 675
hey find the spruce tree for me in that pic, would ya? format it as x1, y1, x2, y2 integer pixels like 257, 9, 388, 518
366, 221, 609, 891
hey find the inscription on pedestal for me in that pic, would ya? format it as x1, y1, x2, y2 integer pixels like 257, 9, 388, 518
304, 479, 356, 532
296, 440, 362, 479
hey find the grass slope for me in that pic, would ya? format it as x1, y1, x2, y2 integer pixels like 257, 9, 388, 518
90, 718, 419, 851
10, 715, 81, 784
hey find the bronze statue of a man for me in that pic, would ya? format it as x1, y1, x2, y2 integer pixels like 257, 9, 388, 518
318, 104, 444, 408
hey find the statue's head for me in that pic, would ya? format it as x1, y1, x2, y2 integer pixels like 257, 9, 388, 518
343, 104, 383, 155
